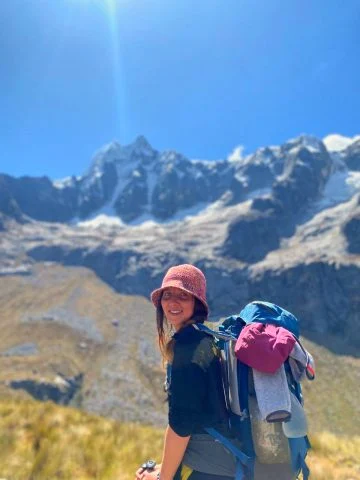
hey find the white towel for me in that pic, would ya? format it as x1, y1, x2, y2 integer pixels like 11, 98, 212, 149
253, 365, 291, 422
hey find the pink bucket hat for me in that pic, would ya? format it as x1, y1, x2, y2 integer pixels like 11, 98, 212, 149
151, 264, 209, 314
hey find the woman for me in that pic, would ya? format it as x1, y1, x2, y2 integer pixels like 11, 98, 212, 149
135, 264, 237, 480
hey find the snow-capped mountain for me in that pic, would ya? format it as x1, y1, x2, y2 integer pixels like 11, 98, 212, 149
1, 133, 359, 348
1, 133, 359, 227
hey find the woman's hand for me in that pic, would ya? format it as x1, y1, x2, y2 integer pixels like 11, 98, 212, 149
134, 463, 161, 480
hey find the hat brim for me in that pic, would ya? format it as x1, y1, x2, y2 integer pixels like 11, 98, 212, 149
151, 282, 209, 315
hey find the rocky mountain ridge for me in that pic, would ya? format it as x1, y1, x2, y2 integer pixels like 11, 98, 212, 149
2, 133, 358, 226
1, 133, 359, 350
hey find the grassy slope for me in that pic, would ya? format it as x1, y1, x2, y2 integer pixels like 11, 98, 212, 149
0, 399, 163, 480
0, 264, 167, 424
0, 399, 359, 480
300, 336, 360, 436
1, 263, 360, 480
1, 263, 359, 434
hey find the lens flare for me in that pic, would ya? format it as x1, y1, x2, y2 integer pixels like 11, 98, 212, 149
105, 0, 127, 139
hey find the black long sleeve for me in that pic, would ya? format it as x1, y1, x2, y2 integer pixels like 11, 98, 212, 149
168, 325, 229, 437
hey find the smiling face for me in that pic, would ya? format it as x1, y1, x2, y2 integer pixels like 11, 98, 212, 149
160, 286, 196, 331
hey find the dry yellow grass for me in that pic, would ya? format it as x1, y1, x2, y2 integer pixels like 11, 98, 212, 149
307, 431, 360, 480
0, 398, 359, 480
300, 336, 360, 437
0, 399, 163, 480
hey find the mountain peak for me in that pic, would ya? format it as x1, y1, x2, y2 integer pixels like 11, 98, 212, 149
128, 135, 156, 162
133, 135, 151, 148
86, 141, 123, 177
284, 134, 325, 153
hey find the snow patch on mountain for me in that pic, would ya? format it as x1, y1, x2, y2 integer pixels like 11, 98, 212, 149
53, 176, 78, 189
314, 168, 360, 212
247, 187, 272, 199
228, 145, 246, 163
75, 182, 271, 229
76, 201, 214, 229
77, 215, 125, 229
348, 170, 360, 190
132, 201, 213, 226
323, 134, 360, 152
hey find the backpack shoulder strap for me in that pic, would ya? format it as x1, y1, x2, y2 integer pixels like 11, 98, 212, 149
193, 323, 256, 480
288, 437, 311, 480
192, 322, 237, 341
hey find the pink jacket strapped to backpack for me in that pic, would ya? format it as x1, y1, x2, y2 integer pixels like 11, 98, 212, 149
234, 322, 296, 373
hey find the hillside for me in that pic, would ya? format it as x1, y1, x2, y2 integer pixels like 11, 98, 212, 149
0, 398, 359, 480
0, 263, 359, 436
299, 336, 360, 436
0, 263, 167, 426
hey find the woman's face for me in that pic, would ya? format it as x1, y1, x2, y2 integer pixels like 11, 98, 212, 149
161, 287, 195, 331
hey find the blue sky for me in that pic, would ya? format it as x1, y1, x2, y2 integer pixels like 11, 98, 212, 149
1, 0, 359, 179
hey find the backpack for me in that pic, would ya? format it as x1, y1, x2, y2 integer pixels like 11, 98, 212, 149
193, 300, 314, 480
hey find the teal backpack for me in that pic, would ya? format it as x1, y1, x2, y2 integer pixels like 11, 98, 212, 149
193, 301, 313, 480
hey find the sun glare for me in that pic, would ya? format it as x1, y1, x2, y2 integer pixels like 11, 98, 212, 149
104, 0, 127, 139
66, 0, 127, 137
69, 0, 121, 9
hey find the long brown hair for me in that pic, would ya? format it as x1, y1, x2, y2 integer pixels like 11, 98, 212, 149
156, 297, 208, 364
